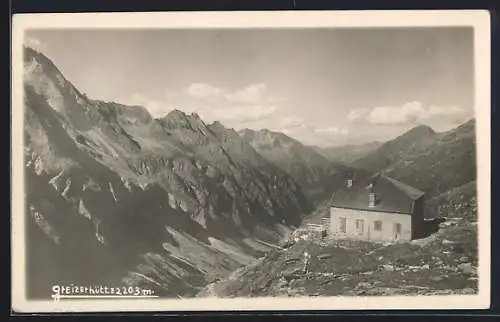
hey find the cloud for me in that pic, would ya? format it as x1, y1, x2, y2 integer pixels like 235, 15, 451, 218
277, 123, 310, 136
211, 104, 278, 124
269, 116, 310, 134
280, 116, 305, 129
368, 101, 427, 125
428, 105, 468, 118
118, 82, 281, 127
186, 83, 222, 99
185, 82, 268, 104
224, 83, 267, 104
348, 101, 469, 126
269, 119, 350, 147
347, 108, 370, 122
174, 82, 280, 126
24, 36, 48, 54
125, 93, 168, 118
283, 124, 350, 147
315, 126, 349, 136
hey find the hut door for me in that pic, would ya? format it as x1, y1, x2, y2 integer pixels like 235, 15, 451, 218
393, 222, 401, 241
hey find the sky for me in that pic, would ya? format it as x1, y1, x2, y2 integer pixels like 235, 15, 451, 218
25, 27, 475, 147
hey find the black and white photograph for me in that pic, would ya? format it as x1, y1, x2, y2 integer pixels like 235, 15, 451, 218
11, 10, 491, 312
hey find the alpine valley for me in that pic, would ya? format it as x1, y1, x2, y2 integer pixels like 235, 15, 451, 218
21, 46, 478, 299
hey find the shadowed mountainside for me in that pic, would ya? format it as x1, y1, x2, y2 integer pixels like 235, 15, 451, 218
23, 46, 313, 298
353, 120, 476, 198
239, 128, 351, 204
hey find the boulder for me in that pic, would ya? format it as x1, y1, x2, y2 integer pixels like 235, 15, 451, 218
430, 276, 444, 282
458, 263, 473, 274
461, 288, 476, 294
383, 264, 395, 272
458, 256, 470, 263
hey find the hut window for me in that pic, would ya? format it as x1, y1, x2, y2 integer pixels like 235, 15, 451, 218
355, 219, 364, 234
339, 217, 347, 233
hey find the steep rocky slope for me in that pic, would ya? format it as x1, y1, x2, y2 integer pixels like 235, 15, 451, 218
354, 124, 437, 172
425, 181, 477, 221
239, 129, 349, 204
353, 121, 476, 197
23, 46, 311, 298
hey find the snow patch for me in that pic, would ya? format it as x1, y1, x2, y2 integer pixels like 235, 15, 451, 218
48, 170, 65, 191
34, 156, 44, 175
121, 177, 133, 192
162, 227, 240, 278
179, 199, 189, 212
29, 205, 60, 245
93, 218, 105, 245
137, 180, 151, 191
168, 193, 177, 209
82, 177, 101, 192
109, 182, 117, 202
192, 209, 207, 229
24, 58, 65, 113
207, 237, 255, 265
85, 128, 121, 159
61, 178, 72, 199
78, 199, 92, 220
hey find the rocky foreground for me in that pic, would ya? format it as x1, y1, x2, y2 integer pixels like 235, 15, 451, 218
197, 189, 478, 298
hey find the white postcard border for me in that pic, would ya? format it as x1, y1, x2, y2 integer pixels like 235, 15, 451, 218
11, 10, 491, 313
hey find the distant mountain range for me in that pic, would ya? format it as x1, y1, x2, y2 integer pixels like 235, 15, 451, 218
352, 121, 476, 197
239, 129, 349, 204
311, 141, 383, 165
312, 118, 476, 198
21, 45, 477, 299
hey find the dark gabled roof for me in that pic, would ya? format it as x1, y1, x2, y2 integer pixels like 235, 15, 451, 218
382, 175, 426, 200
331, 170, 425, 215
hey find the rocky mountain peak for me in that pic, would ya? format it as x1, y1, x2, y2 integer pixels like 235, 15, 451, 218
400, 124, 436, 140
23, 46, 72, 93
208, 120, 226, 132
455, 118, 475, 132
238, 128, 258, 142
162, 108, 188, 121
161, 109, 208, 132
112, 103, 153, 125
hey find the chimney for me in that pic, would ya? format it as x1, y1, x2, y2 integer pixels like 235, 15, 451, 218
346, 179, 353, 188
368, 192, 376, 207
367, 179, 376, 207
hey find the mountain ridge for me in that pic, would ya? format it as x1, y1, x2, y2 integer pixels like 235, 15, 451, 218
239, 128, 350, 204
22, 46, 314, 298
353, 119, 476, 197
